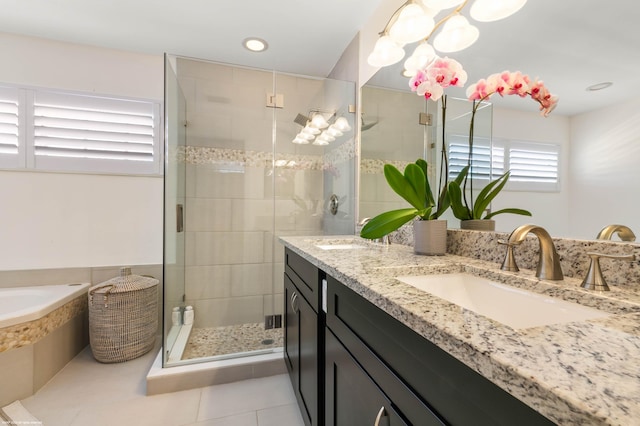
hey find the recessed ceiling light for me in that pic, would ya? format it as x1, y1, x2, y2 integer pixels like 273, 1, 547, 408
243, 38, 268, 53
586, 82, 613, 91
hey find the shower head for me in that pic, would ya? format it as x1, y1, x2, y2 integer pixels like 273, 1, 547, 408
294, 113, 310, 127
361, 115, 379, 131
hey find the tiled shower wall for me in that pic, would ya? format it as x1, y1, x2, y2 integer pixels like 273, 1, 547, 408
359, 86, 429, 220
175, 58, 355, 329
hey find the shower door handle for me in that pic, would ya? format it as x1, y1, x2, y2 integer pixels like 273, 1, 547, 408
176, 204, 184, 233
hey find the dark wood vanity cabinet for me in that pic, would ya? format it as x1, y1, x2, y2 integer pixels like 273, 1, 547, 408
284, 248, 324, 426
284, 248, 554, 426
325, 275, 555, 426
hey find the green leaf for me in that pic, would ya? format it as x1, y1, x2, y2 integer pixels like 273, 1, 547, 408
360, 208, 419, 239
414, 159, 435, 207
447, 181, 472, 220
484, 208, 532, 219
404, 163, 427, 209
383, 164, 424, 210
473, 171, 511, 219
453, 165, 469, 185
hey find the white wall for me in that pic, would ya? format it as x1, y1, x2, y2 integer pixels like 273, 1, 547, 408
569, 97, 640, 239
0, 32, 164, 270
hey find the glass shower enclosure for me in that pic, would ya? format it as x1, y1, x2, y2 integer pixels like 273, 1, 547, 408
163, 55, 356, 366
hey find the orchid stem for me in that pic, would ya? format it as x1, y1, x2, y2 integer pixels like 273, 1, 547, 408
437, 95, 448, 214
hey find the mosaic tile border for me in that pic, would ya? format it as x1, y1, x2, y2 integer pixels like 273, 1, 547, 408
0, 295, 87, 353
174, 142, 357, 175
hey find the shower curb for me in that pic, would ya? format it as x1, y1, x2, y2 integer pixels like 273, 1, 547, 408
145, 348, 286, 395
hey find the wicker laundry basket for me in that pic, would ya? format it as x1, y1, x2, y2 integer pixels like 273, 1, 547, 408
88, 267, 159, 363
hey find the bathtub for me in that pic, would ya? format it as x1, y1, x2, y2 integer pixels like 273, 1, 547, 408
0, 283, 90, 329
0, 282, 91, 406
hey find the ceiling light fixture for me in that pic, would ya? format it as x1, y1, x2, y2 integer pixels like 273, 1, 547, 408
586, 82, 613, 91
368, 0, 527, 68
243, 37, 268, 52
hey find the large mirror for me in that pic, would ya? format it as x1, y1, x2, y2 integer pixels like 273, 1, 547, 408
359, 0, 640, 242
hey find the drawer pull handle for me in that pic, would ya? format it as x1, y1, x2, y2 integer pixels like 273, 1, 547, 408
291, 292, 299, 313
374, 406, 389, 426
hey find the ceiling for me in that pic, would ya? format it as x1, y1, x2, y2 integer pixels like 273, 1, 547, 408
1, 0, 639, 116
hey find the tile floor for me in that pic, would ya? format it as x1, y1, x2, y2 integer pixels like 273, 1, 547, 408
20, 344, 304, 426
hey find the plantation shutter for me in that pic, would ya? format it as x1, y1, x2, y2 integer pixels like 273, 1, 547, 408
32, 91, 160, 174
0, 87, 22, 168
508, 142, 559, 184
447, 134, 504, 180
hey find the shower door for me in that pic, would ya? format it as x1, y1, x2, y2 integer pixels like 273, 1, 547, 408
163, 55, 187, 363
163, 55, 356, 366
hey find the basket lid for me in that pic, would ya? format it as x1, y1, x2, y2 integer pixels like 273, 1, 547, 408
89, 267, 158, 294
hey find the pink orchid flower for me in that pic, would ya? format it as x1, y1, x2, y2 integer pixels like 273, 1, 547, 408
417, 80, 444, 101
408, 56, 467, 100
467, 71, 558, 116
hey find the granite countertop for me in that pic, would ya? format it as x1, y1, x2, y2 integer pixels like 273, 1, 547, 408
280, 235, 640, 426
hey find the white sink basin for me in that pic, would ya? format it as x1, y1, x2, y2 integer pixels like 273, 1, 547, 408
316, 244, 366, 250
396, 273, 610, 330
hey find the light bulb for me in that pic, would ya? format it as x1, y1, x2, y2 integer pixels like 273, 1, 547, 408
292, 136, 310, 145
310, 114, 329, 129
326, 127, 343, 138
298, 132, 315, 141
302, 126, 320, 135
433, 15, 479, 53
405, 43, 437, 73
367, 36, 405, 67
470, 0, 527, 22
388, 4, 435, 45
312, 139, 330, 146
333, 117, 352, 132
318, 132, 335, 142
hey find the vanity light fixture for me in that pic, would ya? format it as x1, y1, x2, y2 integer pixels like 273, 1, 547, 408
292, 111, 352, 145
243, 37, 269, 52
368, 0, 527, 68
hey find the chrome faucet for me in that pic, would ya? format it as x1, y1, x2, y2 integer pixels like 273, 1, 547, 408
358, 217, 390, 245
581, 252, 636, 291
503, 224, 564, 280
596, 224, 636, 242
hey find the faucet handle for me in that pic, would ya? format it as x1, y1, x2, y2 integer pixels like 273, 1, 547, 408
581, 252, 636, 291
498, 240, 521, 272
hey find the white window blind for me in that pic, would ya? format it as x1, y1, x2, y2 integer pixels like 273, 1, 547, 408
32, 91, 161, 174
0, 87, 22, 168
507, 141, 559, 191
447, 134, 504, 181
446, 135, 559, 192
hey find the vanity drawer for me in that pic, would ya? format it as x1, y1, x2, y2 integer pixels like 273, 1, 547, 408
285, 248, 320, 312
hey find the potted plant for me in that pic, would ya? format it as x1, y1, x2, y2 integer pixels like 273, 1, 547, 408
447, 71, 558, 230
360, 159, 465, 255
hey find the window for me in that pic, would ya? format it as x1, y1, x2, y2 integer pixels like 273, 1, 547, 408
446, 134, 560, 192
0, 87, 22, 169
0, 84, 162, 175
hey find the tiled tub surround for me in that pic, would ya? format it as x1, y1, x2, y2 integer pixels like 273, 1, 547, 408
281, 235, 640, 425
0, 292, 88, 407
0, 264, 162, 407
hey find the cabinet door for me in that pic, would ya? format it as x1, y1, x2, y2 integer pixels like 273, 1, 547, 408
284, 274, 299, 383
285, 273, 319, 426
326, 329, 407, 426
